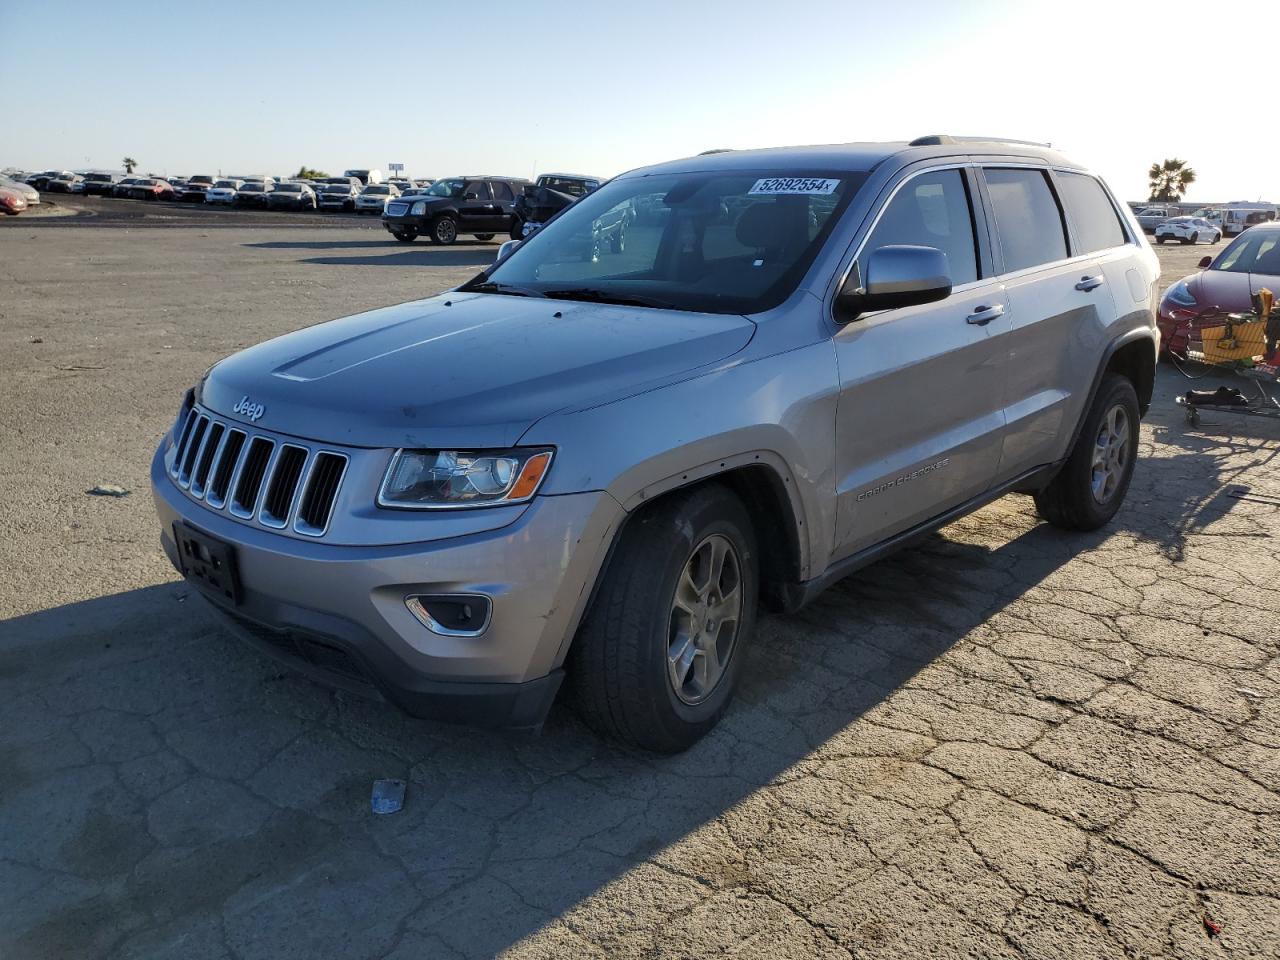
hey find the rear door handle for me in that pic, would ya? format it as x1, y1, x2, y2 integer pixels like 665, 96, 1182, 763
1075, 275, 1105, 292
966, 304, 1005, 326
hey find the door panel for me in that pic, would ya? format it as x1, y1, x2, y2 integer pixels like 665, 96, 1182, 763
993, 259, 1112, 479
458, 182, 495, 231
832, 281, 1009, 560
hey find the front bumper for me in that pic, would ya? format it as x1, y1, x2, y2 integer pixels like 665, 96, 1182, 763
151, 445, 623, 728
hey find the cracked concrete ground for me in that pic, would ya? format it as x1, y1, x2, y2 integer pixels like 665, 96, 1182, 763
2, 223, 1278, 959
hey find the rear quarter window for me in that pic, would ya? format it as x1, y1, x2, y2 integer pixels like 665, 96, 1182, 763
1056, 172, 1127, 254
984, 168, 1069, 273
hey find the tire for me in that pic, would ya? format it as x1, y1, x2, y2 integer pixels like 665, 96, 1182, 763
1034, 373, 1140, 531
475, 233, 495, 242
392, 228, 418, 243
1156, 236, 1166, 245
510, 219, 525, 241
1213, 232, 1221, 244
1182, 233, 1197, 245
569, 484, 759, 753
431, 216, 458, 245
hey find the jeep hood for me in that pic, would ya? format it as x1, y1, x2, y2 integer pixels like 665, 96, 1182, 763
199, 292, 755, 448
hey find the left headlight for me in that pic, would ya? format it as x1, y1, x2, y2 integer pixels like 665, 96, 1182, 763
1165, 279, 1197, 307
378, 448, 554, 509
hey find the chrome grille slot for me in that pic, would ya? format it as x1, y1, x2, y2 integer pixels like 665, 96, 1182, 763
230, 437, 274, 518
260, 445, 308, 528
206, 430, 245, 508
190, 422, 225, 498
170, 399, 197, 475
294, 453, 348, 536
177, 415, 210, 487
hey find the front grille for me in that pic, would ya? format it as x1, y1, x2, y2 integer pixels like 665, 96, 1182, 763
169, 407, 348, 538
386, 201, 409, 216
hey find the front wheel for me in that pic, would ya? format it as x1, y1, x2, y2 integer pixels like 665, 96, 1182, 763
474, 233, 495, 242
431, 216, 458, 245
1213, 232, 1221, 244
569, 484, 758, 753
392, 228, 418, 243
1033, 373, 1139, 531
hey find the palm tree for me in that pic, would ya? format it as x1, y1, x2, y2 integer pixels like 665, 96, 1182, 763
122, 157, 138, 174
1148, 158, 1196, 202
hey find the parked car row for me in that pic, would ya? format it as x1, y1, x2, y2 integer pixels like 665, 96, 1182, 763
0, 174, 40, 215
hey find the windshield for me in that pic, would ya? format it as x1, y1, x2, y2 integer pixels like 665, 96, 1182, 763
213, 180, 236, 188
473, 172, 864, 314
322, 184, 349, 193
363, 185, 391, 195
242, 181, 264, 190
425, 178, 465, 198
539, 177, 596, 195
191, 176, 214, 184
275, 184, 301, 193
1211, 230, 1280, 275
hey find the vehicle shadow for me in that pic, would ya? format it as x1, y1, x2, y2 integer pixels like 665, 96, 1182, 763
244, 240, 498, 251
300, 250, 496, 268
3, 405, 1276, 958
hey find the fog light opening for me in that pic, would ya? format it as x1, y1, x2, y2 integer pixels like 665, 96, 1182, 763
405, 594, 492, 638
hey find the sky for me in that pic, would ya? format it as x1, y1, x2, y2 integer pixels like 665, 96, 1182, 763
4, 0, 1276, 203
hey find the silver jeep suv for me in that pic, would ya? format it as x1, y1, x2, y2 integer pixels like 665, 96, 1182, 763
152, 136, 1159, 752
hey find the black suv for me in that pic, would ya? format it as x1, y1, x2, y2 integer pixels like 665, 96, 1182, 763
81, 173, 121, 196
381, 176, 530, 244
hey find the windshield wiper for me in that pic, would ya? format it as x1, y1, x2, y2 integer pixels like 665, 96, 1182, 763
543, 287, 675, 310
464, 280, 548, 299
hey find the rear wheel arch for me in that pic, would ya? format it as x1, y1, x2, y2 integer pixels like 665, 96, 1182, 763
1104, 335, 1156, 415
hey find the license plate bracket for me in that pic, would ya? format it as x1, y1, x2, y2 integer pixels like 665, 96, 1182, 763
174, 523, 241, 605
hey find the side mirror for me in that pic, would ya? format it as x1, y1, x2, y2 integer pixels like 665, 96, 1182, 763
1198, 255, 1212, 269
497, 239, 521, 261
836, 245, 952, 322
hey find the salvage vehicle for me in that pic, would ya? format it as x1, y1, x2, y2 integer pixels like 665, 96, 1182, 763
0, 184, 27, 215
1154, 216, 1221, 245
80, 172, 120, 195
265, 181, 317, 211
42, 172, 82, 193
153, 136, 1158, 752
179, 174, 217, 202
381, 175, 529, 243
116, 177, 176, 201
1157, 222, 1280, 354
1134, 205, 1174, 233
25, 170, 69, 190
353, 182, 399, 215
204, 179, 243, 205
510, 172, 602, 240
235, 180, 273, 208
0, 176, 39, 205
318, 182, 359, 211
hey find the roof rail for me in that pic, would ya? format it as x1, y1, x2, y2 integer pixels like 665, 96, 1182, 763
910, 134, 1052, 148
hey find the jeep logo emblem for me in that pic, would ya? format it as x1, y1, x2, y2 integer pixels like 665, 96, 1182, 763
233, 396, 265, 422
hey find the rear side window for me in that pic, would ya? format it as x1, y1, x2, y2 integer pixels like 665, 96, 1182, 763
1056, 172, 1127, 253
490, 181, 514, 202
984, 168, 1068, 273
864, 169, 978, 285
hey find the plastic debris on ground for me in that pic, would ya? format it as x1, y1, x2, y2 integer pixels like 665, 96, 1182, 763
87, 484, 130, 497
371, 779, 406, 815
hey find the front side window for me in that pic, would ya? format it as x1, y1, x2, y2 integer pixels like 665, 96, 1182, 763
984, 168, 1068, 273
1056, 172, 1126, 254
473, 171, 866, 314
1212, 231, 1280, 274
464, 182, 491, 201
862, 169, 978, 285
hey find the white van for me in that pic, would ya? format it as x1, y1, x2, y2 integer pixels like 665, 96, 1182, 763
342, 169, 383, 185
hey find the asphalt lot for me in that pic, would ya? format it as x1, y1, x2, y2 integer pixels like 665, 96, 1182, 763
1, 207, 1278, 959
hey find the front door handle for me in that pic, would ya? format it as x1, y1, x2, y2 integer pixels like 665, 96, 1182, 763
1075, 275, 1105, 292
966, 304, 1005, 326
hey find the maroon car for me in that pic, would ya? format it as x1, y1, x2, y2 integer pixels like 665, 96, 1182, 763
1157, 223, 1280, 355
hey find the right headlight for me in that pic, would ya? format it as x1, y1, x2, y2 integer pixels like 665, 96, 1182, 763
411, 200, 427, 216
378, 448, 554, 509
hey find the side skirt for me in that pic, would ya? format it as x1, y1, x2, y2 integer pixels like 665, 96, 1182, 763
777, 461, 1062, 613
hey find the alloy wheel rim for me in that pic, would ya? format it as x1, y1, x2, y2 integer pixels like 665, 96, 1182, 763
438, 220, 456, 242
1090, 404, 1131, 504
667, 534, 743, 705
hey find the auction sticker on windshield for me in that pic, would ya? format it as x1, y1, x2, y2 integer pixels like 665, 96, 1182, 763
748, 177, 840, 195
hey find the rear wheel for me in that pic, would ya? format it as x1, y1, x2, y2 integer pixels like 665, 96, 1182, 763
509, 219, 525, 241
1156, 236, 1166, 244
570, 484, 758, 753
1034, 373, 1139, 531
1182, 232, 1197, 245
431, 216, 458, 245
